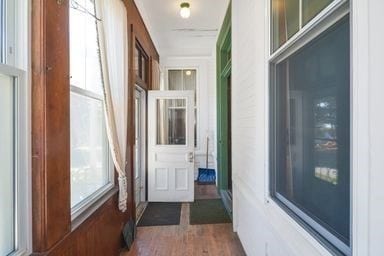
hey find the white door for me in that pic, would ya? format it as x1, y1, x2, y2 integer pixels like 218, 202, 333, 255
134, 88, 146, 207
148, 90, 195, 202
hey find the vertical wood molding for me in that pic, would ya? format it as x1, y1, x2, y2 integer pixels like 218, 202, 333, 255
32, 0, 71, 252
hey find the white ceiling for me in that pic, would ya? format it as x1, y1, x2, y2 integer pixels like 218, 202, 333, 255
135, 0, 230, 58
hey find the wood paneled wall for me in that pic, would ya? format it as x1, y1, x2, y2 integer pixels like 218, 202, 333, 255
31, 0, 158, 255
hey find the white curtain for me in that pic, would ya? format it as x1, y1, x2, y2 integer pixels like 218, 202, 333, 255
96, 0, 129, 212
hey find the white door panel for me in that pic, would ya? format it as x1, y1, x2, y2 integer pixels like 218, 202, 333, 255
148, 90, 194, 202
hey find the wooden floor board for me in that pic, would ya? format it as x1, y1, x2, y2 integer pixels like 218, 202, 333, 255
123, 203, 245, 256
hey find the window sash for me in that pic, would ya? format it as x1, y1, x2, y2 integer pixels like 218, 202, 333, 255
269, 1, 351, 255
0, 63, 29, 256
69, 86, 114, 219
69, 0, 114, 219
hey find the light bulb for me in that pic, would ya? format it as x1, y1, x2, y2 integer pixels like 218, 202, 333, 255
185, 70, 192, 76
180, 2, 190, 19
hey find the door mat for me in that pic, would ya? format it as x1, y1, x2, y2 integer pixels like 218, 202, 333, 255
189, 199, 232, 225
137, 202, 181, 227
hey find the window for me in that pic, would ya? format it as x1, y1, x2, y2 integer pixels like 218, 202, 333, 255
0, 0, 29, 255
272, 0, 336, 52
70, 0, 113, 218
135, 43, 148, 83
168, 69, 197, 146
270, 1, 350, 255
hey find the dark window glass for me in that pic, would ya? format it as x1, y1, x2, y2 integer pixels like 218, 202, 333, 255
271, 17, 350, 254
271, 0, 300, 52
134, 47, 140, 77
303, 0, 334, 25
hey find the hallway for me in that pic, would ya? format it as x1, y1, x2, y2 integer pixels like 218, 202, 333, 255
2, 0, 384, 255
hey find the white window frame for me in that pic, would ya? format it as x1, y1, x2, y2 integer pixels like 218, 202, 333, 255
267, 0, 351, 255
69, 1, 114, 221
165, 67, 200, 149
0, 0, 31, 255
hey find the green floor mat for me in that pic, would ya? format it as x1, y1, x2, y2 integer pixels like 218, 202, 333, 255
190, 199, 231, 225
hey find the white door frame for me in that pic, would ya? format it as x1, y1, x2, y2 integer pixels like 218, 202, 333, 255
134, 86, 147, 206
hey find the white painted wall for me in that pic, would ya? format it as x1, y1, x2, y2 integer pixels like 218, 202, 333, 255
160, 56, 217, 180
231, 0, 384, 256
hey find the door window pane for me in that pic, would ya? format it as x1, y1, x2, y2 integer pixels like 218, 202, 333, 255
70, 92, 109, 208
157, 99, 187, 145
271, 17, 350, 252
303, 0, 334, 25
271, 0, 300, 52
0, 74, 15, 255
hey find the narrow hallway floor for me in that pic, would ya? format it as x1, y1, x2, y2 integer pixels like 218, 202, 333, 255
122, 203, 245, 256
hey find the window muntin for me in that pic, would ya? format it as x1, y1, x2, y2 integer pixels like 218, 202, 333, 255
0, 73, 15, 255
168, 69, 197, 147
270, 16, 350, 255
70, 0, 112, 215
271, 0, 338, 52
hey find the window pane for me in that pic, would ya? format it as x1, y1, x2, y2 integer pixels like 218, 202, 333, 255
134, 46, 140, 77
70, 92, 109, 208
168, 70, 183, 90
135, 97, 140, 179
0, 74, 15, 255
271, 0, 300, 52
183, 70, 197, 104
303, 0, 334, 25
70, 0, 103, 95
141, 54, 147, 82
157, 99, 187, 145
273, 17, 350, 249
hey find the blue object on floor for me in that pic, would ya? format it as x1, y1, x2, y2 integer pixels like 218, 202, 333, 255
197, 168, 216, 184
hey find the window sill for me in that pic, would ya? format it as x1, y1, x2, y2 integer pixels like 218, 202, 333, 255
71, 186, 119, 231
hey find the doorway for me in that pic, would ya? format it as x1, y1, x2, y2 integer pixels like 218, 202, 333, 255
216, 6, 232, 216
134, 87, 146, 218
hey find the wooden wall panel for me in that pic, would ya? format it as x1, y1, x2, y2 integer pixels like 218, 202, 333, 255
31, 0, 71, 251
31, 0, 159, 255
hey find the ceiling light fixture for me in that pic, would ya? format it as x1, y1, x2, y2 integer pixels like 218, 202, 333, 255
180, 2, 191, 19
185, 70, 192, 76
